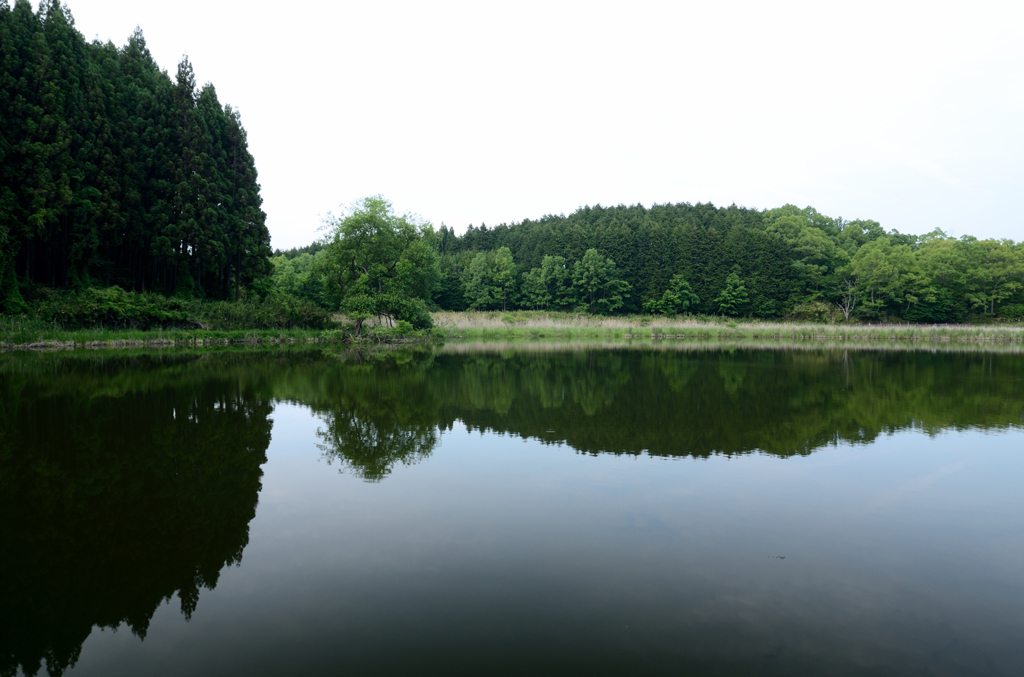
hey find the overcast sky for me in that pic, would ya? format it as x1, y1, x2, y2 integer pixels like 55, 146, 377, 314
67, 0, 1023, 250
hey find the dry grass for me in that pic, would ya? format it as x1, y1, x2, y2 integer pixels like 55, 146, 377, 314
431, 311, 1024, 343
438, 339, 1024, 356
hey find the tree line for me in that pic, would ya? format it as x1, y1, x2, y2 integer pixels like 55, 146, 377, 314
271, 199, 1023, 324
0, 0, 271, 313
3, 0, 1020, 325
428, 203, 1024, 321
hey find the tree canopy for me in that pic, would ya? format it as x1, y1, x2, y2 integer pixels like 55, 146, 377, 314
425, 203, 1023, 322
0, 1, 270, 311
318, 195, 438, 334
3, 0, 1022, 325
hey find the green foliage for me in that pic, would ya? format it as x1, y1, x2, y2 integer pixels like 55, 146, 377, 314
0, 2, 271, 304
192, 296, 331, 330
270, 250, 327, 305
786, 300, 840, 323
999, 304, 1024, 319
519, 267, 547, 310
35, 288, 194, 329
24, 287, 330, 330
571, 249, 630, 314
715, 271, 750, 316
463, 246, 517, 311
405, 202, 1022, 323
520, 255, 573, 311
318, 196, 439, 335
464, 252, 495, 309
643, 274, 699, 315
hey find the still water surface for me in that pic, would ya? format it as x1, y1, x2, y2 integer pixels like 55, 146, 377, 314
2, 343, 1023, 675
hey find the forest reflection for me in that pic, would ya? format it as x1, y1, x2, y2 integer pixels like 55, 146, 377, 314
0, 353, 272, 677
1, 344, 1023, 675
303, 343, 1024, 479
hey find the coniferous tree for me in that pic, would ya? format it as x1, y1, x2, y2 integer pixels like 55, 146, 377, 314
0, 2, 271, 308
715, 270, 750, 316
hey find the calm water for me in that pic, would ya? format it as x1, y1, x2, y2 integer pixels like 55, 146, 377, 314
2, 343, 1023, 676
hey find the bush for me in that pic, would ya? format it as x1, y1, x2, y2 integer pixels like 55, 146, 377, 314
369, 320, 417, 339
25, 287, 332, 331
786, 300, 839, 323
999, 303, 1024, 319
193, 296, 331, 330
36, 288, 195, 329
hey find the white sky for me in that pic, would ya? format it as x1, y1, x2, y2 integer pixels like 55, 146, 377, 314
67, 0, 1024, 250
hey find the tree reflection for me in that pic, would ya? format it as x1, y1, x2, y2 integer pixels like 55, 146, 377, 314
1, 344, 1023, 675
296, 345, 1024, 471
0, 355, 272, 677
299, 350, 442, 482
317, 409, 437, 482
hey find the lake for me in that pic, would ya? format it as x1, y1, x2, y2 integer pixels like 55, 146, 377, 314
2, 342, 1023, 676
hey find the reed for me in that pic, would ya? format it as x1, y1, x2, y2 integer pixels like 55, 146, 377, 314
0, 319, 345, 351
431, 311, 1024, 343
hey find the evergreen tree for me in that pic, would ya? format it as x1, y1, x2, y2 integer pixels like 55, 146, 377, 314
715, 270, 749, 316
0, 2, 271, 306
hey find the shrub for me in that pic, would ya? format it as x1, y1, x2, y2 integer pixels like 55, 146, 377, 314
36, 288, 195, 329
191, 296, 331, 330
999, 303, 1024, 319
786, 300, 839, 323
26, 287, 332, 331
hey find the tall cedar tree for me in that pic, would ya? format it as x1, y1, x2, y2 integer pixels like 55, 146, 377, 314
0, 1, 270, 310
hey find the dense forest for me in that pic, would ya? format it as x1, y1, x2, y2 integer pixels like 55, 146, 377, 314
3, 3, 1022, 326
271, 201, 1024, 323
0, 0, 270, 312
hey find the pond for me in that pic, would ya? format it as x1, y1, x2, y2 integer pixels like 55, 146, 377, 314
2, 342, 1023, 676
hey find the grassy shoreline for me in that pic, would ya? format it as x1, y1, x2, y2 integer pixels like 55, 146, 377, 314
4, 310, 1024, 351
431, 311, 1024, 343
0, 327, 348, 351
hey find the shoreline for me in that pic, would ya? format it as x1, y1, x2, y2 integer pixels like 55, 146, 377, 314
430, 311, 1024, 344
4, 329, 1024, 353
3, 312, 1023, 352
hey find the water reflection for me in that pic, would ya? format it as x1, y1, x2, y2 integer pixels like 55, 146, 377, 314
0, 354, 271, 677
1, 344, 1023, 675
306, 344, 1024, 465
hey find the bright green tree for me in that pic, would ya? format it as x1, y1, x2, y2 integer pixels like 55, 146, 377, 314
571, 249, 630, 314
319, 195, 438, 335
540, 255, 573, 310
463, 247, 518, 310
491, 247, 517, 311
715, 271, 749, 316
849, 237, 933, 319
644, 274, 699, 315
519, 267, 548, 310
464, 252, 494, 309
959, 237, 1024, 316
